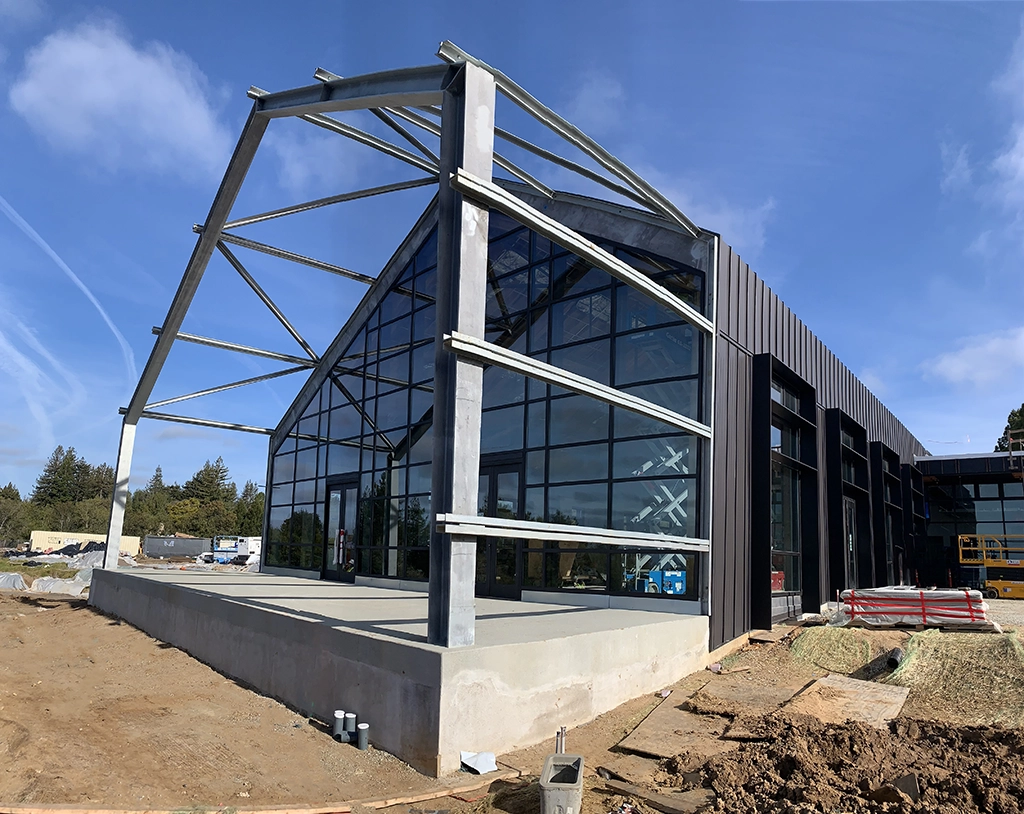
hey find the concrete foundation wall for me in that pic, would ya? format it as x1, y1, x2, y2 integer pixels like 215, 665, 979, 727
91, 570, 710, 777
438, 615, 709, 771
90, 569, 445, 774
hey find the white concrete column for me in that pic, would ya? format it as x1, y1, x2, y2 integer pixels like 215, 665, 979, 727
428, 63, 495, 647
103, 419, 137, 569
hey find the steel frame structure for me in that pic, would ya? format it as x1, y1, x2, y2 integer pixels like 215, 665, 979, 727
103, 42, 717, 648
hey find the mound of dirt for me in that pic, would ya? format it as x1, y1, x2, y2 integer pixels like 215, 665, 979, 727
887, 628, 1024, 727
660, 712, 1024, 813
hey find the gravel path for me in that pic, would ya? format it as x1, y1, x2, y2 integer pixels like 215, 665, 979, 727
986, 598, 1024, 628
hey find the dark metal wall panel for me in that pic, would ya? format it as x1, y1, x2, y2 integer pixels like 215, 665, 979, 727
710, 238, 926, 649
711, 335, 753, 646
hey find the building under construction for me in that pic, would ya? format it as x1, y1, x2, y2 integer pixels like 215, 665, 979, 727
91, 44, 942, 773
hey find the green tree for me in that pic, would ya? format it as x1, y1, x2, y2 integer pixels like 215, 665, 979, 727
82, 463, 114, 501
0, 482, 21, 501
167, 497, 202, 534
183, 457, 237, 505
0, 495, 28, 543
995, 403, 1024, 452
32, 446, 84, 505
236, 480, 265, 536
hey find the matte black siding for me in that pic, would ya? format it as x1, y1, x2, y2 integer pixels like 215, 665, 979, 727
711, 241, 926, 648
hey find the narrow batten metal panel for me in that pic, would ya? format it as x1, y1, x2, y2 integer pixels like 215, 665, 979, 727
744, 265, 755, 351
710, 235, 926, 644
715, 244, 732, 330
711, 339, 731, 647
729, 252, 741, 342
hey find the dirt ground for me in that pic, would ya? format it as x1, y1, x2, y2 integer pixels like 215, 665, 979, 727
3, 589, 1024, 814
0, 592, 426, 807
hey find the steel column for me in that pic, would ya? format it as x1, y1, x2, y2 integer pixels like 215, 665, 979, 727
103, 107, 268, 569
103, 420, 136, 569
427, 63, 495, 648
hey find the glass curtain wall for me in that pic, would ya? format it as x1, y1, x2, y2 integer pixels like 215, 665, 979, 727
265, 210, 708, 600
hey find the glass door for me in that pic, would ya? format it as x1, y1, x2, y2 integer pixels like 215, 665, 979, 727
476, 457, 523, 599
324, 477, 359, 582
843, 496, 858, 589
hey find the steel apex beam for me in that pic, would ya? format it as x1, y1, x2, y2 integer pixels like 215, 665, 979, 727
122, 106, 268, 425
254, 64, 454, 118
437, 41, 701, 238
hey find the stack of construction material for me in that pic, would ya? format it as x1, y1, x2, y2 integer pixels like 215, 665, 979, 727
833, 587, 1001, 631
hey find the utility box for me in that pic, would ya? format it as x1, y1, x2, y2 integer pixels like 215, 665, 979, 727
540, 754, 584, 814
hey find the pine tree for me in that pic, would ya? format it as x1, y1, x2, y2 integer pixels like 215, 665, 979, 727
32, 446, 84, 505
0, 482, 20, 501
995, 403, 1024, 452
236, 481, 265, 536
183, 457, 237, 504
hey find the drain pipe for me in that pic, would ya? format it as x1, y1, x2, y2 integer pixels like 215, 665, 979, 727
887, 648, 905, 669
357, 722, 370, 750
333, 710, 347, 741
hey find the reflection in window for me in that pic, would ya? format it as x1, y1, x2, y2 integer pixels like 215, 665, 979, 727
267, 214, 710, 594
771, 380, 800, 412
770, 460, 801, 593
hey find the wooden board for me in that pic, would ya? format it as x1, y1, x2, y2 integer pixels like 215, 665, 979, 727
618, 698, 735, 760
596, 752, 660, 784
698, 673, 806, 714
784, 673, 910, 728
603, 779, 715, 814
748, 625, 795, 643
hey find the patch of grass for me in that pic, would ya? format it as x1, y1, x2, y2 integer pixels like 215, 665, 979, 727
0, 557, 77, 581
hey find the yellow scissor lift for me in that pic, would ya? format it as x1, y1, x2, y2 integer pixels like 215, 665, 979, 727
958, 534, 1024, 599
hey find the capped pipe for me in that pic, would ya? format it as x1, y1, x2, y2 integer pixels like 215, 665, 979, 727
357, 722, 370, 750
344, 712, 357, 733
332, 710, 346, 741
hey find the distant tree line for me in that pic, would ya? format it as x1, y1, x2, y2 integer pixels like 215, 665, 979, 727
0, 446, 264, 545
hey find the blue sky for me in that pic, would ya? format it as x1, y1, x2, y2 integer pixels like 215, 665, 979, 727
1, 0, 1023, 496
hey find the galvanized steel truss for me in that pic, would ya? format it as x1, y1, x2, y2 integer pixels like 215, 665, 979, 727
104, 42, 717, 647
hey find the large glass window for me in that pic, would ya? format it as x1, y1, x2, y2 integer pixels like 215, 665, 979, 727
265, 211, 709, 596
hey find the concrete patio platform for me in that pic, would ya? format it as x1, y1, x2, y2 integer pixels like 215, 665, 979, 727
90, 568, 709, 776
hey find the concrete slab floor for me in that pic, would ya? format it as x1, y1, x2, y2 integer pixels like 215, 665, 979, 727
110, 568, 703, 650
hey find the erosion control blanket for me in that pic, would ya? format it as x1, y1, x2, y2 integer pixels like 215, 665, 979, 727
29, 576, 87, 596
0, 572, 27, 590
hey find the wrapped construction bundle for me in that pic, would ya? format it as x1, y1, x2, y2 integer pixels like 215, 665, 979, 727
832, 587, 1001, 631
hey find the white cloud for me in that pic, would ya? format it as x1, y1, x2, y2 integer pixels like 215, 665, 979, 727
563, 72, 626, 136
858, 368, 886, 398
940, 142, 972, 194
264, 128, 362, 198
923, 326, 1024, 387
991, 27, 1024, 215
0, 0, 44, 25
8, 20, 232, 181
